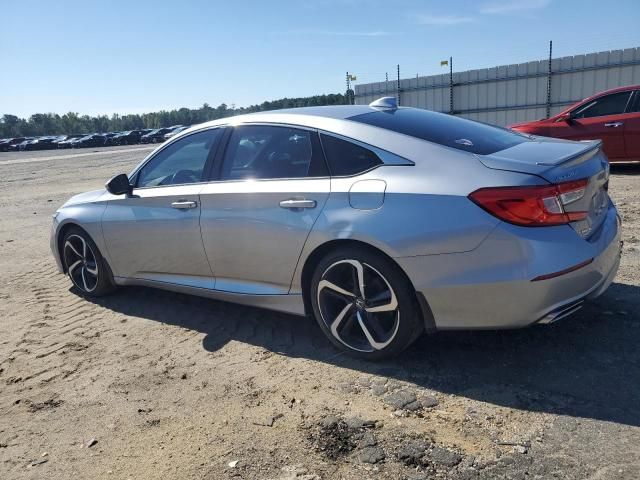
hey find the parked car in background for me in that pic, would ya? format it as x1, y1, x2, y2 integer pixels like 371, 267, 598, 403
57, 135, 85, 149
140, 128, 173, 144
510, 85, 640, 163
113, 130, 143, 145
103, 132, 122, 147
23, 136, 59, 151
55, 135, 84, 148
0, 137, 28, 151
74, 134, 106, 148
50, 135, 67, 147
50, 99, 621, 359
12, 138, 35, 151
163, 125, 189, 141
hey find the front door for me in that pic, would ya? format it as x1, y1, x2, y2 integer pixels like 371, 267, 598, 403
550, 90, 632, 160
102, 128, 222, 287
199, 124, 330, 295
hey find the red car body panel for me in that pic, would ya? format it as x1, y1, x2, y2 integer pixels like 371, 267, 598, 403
510, 85, 640, 163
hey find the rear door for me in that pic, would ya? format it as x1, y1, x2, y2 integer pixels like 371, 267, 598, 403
557, 90, 633, 160
624, 90, 640, 160
199, 124, 330, 294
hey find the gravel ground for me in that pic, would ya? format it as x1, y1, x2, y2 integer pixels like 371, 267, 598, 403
0, 146, 638, 480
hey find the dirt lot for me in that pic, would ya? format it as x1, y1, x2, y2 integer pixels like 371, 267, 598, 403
0, 145, 638, 480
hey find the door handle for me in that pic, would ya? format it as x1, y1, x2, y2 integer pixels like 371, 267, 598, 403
279, 199, 317, 209
171, 200, 197, 209
604, 122, 624, 127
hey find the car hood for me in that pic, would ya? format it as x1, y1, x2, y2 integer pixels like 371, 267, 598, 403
62, 189, 108, 207
509, 119, 545, 129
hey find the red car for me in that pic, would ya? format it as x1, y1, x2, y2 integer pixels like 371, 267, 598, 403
510, 85, 640, 163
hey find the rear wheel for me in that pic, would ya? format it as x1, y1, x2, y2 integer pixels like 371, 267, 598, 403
310, 247, 423, 359
62, 228, 115, 297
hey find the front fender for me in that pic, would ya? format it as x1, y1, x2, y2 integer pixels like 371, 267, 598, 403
50, 200, 110, 273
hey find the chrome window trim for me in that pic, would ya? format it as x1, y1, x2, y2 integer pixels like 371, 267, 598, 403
129, 121, 413, 189
228, 121, 413, 166
200, 175, 331, 187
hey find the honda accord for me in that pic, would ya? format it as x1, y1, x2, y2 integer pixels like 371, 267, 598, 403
50, 98, 622, 359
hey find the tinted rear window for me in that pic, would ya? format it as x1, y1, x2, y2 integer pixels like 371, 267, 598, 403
320, 134, 382, 176
349, 108, 528, 155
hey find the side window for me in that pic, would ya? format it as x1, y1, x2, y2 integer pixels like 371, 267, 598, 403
320, 134, 382, 176
137, 129, 220, 188
572, 92, 632, 119
220, 125, 327, 180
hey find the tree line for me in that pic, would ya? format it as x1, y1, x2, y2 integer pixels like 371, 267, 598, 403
0, 93, 349, 138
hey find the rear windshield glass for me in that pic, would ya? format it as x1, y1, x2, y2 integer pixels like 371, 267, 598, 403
349, 108, 528, 155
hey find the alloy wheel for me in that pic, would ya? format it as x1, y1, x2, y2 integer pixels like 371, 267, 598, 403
63, 234, 99, 293
317, 259, 400, 353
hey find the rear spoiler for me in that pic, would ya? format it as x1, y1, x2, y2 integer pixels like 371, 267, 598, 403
536, 140, 602, 167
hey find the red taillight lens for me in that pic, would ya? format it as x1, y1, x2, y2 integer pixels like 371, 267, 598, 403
469, 179, 588, 226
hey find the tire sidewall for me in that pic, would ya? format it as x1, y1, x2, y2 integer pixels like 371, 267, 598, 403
309, 246, 422, 360
62, 227, 115, 297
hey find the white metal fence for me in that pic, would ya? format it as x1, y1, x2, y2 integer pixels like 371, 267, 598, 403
354, 47, 640, 126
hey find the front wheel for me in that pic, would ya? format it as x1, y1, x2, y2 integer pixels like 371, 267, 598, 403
62, 228, 115, 297
310, 247, 423, 360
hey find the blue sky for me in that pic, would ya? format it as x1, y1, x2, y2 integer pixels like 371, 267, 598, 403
1, 0, 639, 117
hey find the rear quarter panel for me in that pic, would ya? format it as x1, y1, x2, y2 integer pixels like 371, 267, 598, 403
289, 146, 546, 294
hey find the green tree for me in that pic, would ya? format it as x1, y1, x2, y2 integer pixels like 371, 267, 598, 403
0, 93, 347, 138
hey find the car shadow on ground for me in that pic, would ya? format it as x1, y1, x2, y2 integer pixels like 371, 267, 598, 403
86, 281, 640, 427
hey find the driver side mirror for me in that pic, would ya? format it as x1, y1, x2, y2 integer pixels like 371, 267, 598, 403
106, 173, 132, 195
557, 112, 574, 123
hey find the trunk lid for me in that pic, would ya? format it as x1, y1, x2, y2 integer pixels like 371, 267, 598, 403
478, 138, 611, 238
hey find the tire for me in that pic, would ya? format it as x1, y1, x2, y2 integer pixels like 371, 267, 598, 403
309, 246, 423, 360
62, 227, 116, 297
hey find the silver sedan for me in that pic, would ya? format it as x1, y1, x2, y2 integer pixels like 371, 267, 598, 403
50, 98, 622, 359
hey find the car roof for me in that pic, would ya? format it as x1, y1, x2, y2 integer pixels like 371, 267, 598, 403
165, 103, 489, 166
251, 105, 376, 120
193, 105, 379, 129
582, 84, 640, 102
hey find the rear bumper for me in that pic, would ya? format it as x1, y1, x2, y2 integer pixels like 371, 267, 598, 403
397, 205, 621, 329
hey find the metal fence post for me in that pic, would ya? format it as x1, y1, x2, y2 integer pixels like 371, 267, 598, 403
546, 41, 553, 118
346, 72, 352, 105
396, 64, 401, 105
449, 56, 454, 114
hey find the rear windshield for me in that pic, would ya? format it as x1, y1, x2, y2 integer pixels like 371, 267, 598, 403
349, 108, 528, 155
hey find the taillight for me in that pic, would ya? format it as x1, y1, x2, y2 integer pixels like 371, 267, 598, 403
469, 179, 588, 226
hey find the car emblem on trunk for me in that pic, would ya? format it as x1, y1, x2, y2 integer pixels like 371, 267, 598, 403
556, 170, 576, 181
